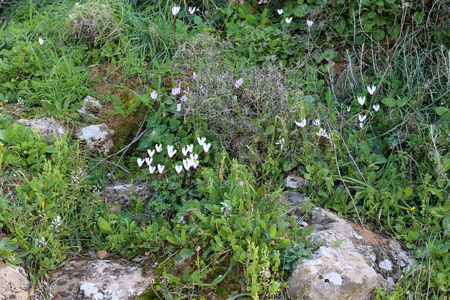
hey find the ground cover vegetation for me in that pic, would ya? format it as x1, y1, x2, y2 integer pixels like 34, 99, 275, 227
0, 0, 448, 299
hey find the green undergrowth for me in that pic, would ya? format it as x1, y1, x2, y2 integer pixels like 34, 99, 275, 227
0, 0, 448, 299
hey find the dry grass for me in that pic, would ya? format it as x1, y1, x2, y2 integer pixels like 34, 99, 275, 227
174, 34, 295, 157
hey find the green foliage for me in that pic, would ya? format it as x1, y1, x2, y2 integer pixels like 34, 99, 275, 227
154, 163, 314, 298
0, 0, 448, 298
0, 123, 54, 172
0, 237, 22, 265
0, 133, 106, 284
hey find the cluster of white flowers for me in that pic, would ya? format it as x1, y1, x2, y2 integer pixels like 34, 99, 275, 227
38, 237, 47, 247
355, 85, 380, 128
137, 137, 211, 182
276, 9, 313, 27
171, 6, 197, 17
294, 118, 330, 139
51, 216, 62, 230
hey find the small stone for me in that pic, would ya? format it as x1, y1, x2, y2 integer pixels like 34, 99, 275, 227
285, 175, 309, 189
75, 124, 114, 154
97, 250, 109, 260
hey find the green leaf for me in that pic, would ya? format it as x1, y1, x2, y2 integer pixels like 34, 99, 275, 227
264, 125, 275, 135
194, 16, 203, 24
165, 233, 181, 245
435, 107, 449, 116
442, 216, 450, 232
176, 248, 194, 261
258, 219, 267, 230
169, 119, 181, 129
98, 217, 112, 233
269, 224, 277, 239
381, 97, 396, 107
404, 188, 413, 198
282, 158, 297, 172
275, 238, 290, 250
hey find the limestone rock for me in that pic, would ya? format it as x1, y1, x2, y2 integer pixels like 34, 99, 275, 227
48, 259, 153, 300
285, 175, 309, 189
75, 123, 114, 154
78, 96, 102, 121
17, 118, 66, 144
285, 192, 414, 300
105, 181, 148, 212
0, 263, 30, 300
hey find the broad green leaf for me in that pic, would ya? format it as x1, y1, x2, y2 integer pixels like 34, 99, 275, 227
176, 248, 194, 261
269, 224, 277, 239
98, 217, 112, 233
381, 97, 396, 107
193, 16, 203, 24
442, 216, 450, 232
436, 107, 449, 116
404, 188, 413, 198
264, 125, 275, 135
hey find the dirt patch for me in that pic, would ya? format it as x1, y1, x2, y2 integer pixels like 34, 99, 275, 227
88, 63, 150, 151
351, 222, 389, 245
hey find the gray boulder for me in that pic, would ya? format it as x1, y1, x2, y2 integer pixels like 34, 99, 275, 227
17, 118, 66, 144
285, 192, 414, 300
0, 264, 30, 300
48, 259, 153, 300
75, 123, 114, 154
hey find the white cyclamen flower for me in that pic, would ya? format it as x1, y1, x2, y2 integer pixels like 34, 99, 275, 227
147, 149, 155, 158
193, 72, 197, 81
285, 17, 292, 24
295, 118, 306, 128
183, 158, 191, 171
346, 106, 351, 112
187, 144, 194, 153
189, 153, 199, 161
367, 85, 376, 95
313, 118, 321, 126
277, 9, 283, 15
373, 104, 380, 112
145, 157, 153, 166
172, 6, 180, 16
175, 165, 183, 174
177, 103, 181, 112
39, 38, 44, 45
307, 20, 314, 27
182, 147, 189, 157
197, 137, 206, 147
157, 164, 165, 174
276, 138, 285, 149
167, 145, 177, 158
151, 91, 158, 100
155, 144, 163, 153
203, 143, 212, 153
188, 7, 196, 14
316, 128, 327, 137
137, 158, 145, 168
149, 165, 156, 174
358, 114, 367, 128
180, 94, 187, 102
357, 96, 366, 106
234, 78, 243, 89
192, 159, 199, 169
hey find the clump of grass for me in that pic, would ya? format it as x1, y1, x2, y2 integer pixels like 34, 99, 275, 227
63, 1, 125, 48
